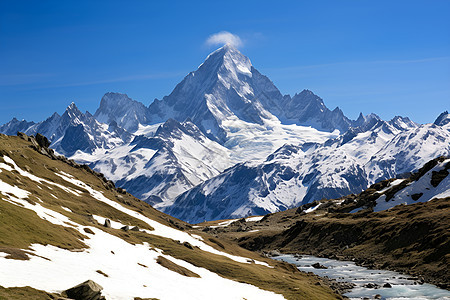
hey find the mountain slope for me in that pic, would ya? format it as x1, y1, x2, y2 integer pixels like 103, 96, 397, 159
281, 90, 352, 132
366, 123, 450, 182
434, 111, 450, 127
74, 118, 232, 207
94, 92, 152, 132
165, 120, 446, 223
0, 133, 341, 300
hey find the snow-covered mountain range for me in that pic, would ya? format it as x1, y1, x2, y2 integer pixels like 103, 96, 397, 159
1, 44, 449, 223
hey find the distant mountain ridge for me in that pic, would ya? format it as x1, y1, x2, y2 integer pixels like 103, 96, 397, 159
165, 119, 449, 223
1, 45, 448, 222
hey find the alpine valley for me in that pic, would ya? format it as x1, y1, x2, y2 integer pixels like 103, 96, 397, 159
1, 45, 449, 224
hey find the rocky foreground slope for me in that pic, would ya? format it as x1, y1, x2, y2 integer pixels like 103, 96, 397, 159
195, 157, 450, 289
0, 133, 342, 300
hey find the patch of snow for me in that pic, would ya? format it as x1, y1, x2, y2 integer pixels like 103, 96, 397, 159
304, 203, 321, 213
374, 159, 450, 212
245, 216, 264, 222
375, 179, 405, 194
209, 219, 239, 228
61, 206, 72, 212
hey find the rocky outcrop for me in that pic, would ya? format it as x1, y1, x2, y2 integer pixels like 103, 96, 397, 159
62, 280, 105, 300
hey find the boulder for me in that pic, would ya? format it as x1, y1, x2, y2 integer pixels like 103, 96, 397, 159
35, 133, 50, 148
17, 132, 29, 140
311, 262, 327, 269
183, 241, 193, 249
363, 282, 379, 289
104, 219, 111, 228
62, 280, 105, 300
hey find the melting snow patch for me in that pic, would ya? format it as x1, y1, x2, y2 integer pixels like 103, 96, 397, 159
61, 206, 72, 212
209, 219, 239, 228
245, 216, 264, 222
0, 156, 82, 196
376, 179, 405, 194
304, 203, 321, 213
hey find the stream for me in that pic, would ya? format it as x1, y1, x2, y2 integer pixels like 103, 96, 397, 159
273, 254, 450, 300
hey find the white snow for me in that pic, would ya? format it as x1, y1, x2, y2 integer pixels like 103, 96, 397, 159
374, 159, 450, 212
375, 179, 405, 194
0, 179, 77, 227
222, 116, 337, 163
245, 216, 264, 222
61, 206, 72, 213
209, 219, 239, 228
304, 203, 321, 213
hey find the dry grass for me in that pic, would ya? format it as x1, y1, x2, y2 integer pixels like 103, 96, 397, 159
0, 286, 60, 300
156, 256, 201, 278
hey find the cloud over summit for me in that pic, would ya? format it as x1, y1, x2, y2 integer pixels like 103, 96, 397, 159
205, 31, 243, 48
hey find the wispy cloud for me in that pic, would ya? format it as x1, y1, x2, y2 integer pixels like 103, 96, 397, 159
205, 31, 243, 48
0, 71, 187, 89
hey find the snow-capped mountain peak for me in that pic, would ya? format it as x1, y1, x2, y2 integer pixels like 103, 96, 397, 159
434, 111, 450, 127
148, 46, 283, 142
94, 92, 151, 132
280, 89, 353, 133
62, 102, 84, 124
205, 44, 253, 78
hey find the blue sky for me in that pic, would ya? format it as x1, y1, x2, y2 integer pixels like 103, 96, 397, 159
1, 0, 449, 125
